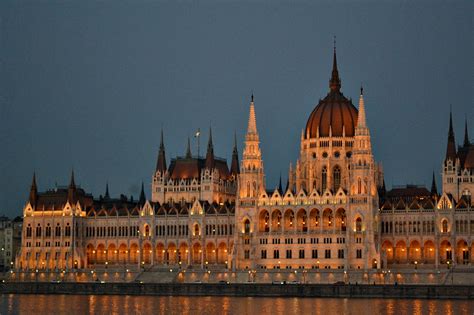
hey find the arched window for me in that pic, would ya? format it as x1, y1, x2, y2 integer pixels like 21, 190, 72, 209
244, 219, 250, 234
26, 224, 32, 238
145, 225, 150, 237
333, 166, 341, 191
356, 217, 362, 232
357, 178, 362, 194
65, 223, 71, 237
194, 224, 200, 236
321, 166, 327, 192
36, 224, 42, 237
253, 181, 257, 197
441, 219, 448, 233
46, 224, 51, 237
246, 182, 250, 198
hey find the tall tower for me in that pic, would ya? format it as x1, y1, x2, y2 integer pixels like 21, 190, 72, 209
234, 94, 265, 269
349, 87, 380, 269
152, 129, 167, 202
442, 111, 459, 199
239, 94, 265, 201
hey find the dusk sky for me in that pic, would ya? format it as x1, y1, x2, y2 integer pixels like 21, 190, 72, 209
1, 1, 472, 217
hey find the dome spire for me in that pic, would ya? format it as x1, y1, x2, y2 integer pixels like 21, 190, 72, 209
329, 36, 341, 92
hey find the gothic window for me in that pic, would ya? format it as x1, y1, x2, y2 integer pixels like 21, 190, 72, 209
441, 219, 448, 233
321, 167, 327, 192
355, 217, 362, 232
333, 166, 341, 191
357, 178, 362, 194
246, 182, 250, 198
244, 219, 250, 234
36, 224, 42, 237
26, 224, 32, 238
65, 223, 71, 237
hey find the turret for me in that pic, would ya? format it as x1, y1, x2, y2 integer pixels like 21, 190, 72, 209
29, 172, 38, 207
230, 132, 240, 176
185, 137, 192, 159
67, 170, 76, 204
445, 110, 457, 163
139, 182, 146, 205
431, 171, 438, 197
104, 182, 110, 199
463, 118, 470, 147
156, 129, 167, 174
205, 127, 215, 169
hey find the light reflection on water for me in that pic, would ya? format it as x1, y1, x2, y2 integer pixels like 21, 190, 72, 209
0, 294, 473, 315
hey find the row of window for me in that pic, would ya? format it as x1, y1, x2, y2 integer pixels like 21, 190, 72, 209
85, 226, 139, 238
257, 249, 361, 260
26, 223, 71, 238
262, 237, 348, 245
381, 220, 474, 234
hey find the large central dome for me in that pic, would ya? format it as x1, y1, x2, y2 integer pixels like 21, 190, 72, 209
305, 48, 358, 138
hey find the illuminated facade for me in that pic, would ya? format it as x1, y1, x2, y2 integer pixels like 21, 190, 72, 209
235, 48, 383, 270
15, 48, 473, 273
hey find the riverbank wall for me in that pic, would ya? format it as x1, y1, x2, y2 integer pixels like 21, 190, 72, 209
1, 282, 473, 299
5, 268, 474, 285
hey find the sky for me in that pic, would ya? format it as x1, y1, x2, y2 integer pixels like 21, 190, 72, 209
1, 0, 472, 218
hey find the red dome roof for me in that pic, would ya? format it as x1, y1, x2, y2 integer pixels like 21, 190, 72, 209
305, 91, 358, 138
305, 46, 358, 138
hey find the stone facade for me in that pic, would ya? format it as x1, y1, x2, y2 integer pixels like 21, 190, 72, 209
14, 48, 473, 274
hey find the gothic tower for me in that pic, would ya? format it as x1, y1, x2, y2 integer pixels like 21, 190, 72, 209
349, 87, 380, 269
234, 94, 265, 269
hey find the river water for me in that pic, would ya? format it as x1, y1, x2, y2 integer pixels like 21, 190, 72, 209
0, 294, 473, 315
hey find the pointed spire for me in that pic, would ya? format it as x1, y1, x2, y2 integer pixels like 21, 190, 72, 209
329, 36, 341, 92
67, 169, 76, 203
31, 172, 37, 190
105, 182, 110, 199
69, 169, 76, 189
29, 172, 38, 206
156, 129, 167, 173
445, 109, 457, 162
278, 173, 283, 194
357, 85, 366, 128
230, 132, 240, 176
431, 171, 438, 196
185, 136, 192, 158
139, 181, 146, 205
463, 118, 470, 147
247, 93, 257, 134
205, 127, 215, 169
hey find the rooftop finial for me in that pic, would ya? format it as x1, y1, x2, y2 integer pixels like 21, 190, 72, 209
251, 90, 254, 103
329, 36, 341, 92
464, 116, 470, 147
360, 84, 363, 95
185, 136, 192, 158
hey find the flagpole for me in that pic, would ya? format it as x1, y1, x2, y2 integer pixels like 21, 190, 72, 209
195, 128, 201, 158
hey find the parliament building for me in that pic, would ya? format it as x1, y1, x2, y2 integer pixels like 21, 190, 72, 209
15, 47, 473, 273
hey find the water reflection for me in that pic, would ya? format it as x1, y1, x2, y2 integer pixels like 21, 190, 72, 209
1, 294, 473, 315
